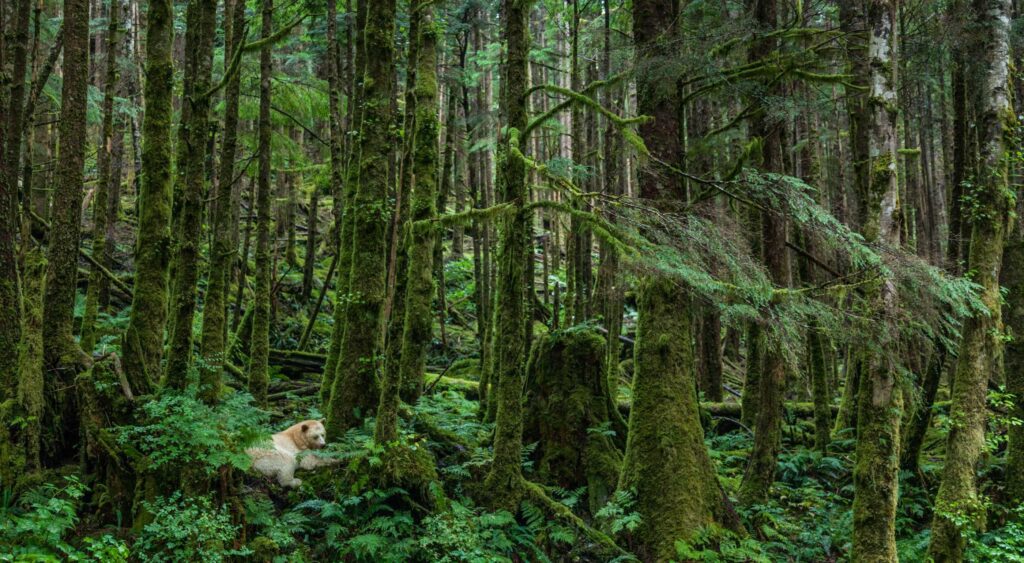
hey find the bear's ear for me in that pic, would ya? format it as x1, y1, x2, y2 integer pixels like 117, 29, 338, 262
301, 423, 309, 433
318, 418, 325, 425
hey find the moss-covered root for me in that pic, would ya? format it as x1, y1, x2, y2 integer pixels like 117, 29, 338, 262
618, 277, 742, 561
77, 355, 137, 518
522, 327, 621, 514
521, 480, 627, 560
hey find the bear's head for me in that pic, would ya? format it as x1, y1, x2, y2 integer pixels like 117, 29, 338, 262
300, 419, 327, 449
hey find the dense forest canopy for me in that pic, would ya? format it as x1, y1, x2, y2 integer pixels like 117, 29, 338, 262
2, 0, 1024, 560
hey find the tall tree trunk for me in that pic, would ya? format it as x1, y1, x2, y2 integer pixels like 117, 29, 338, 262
0, 0, 26, 394
852, 2, 903, 560
41, 0, 90, 460
249, 0, 274, 405
930, 0, 1013, 559
617, 1, 742, 559
163, 0, 218, 387
320, 0, 366, 407
377, 0, 439, 441
198, 0, 245, 403
42, 0, 90, 366
483, 0, 533, 510
121, 0, 174, 394
81, 0, 122, 352
325, 0, 397, 437
739, 0, 790, 508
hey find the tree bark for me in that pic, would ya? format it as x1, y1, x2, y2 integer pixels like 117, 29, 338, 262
930, 1, 1013, 559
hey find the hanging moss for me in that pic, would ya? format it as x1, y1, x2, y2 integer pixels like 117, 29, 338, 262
522, 327, 622, 515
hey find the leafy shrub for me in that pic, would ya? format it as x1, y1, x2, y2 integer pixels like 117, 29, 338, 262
115, 387, 267, 475
0, 476, 128, 562
135, 493, 249, 562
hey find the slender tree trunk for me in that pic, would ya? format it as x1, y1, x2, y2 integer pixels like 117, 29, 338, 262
81, 0, 122, 352
739, 0, 789, 508
163, 0, 218, 387
198, 0, 245, 402
122, 0, 174, 394
852, 2, 903, 560
320, 0, 366, 406
483, 0, 533, 510
930, 1, 1013, 559
377, 0, 439, 441
0, 0, 26, 392
249, 0, 274, 405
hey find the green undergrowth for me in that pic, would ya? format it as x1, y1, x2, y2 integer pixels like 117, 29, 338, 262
7, 353, 1024, 561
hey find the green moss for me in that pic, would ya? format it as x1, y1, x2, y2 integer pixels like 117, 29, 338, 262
122, 0, 174, 397
326, 0, 398, 438
397, 8, 440, 401
163, 0, 217, 390
15, 250, 45, 473
247, 0, 274, 407
522, 328, 621, 514
618, 277, 741, 560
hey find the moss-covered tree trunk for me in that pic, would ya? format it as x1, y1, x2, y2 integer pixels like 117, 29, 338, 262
929, 0, 1013, 559
482, 0, 532, 510
198, 0, 245, 404
249, 0, 274, 406
376, 0, 439, 443
852, 2, 904, 560
326, 0, 397, 436
1005, 206, 1024, 504
42, 0, 89, 366
163, 0, 217, 388
16, 251, 46, 473
617, 1, 741, 558
42, 0, 90, 460
122, 0, 174, 395
0, 0, 31, 391
0, 74, 23, 401
738, 0, 789, 508
381, 0, 422, 413
81, 0, 122, 352
321, 0, 367, 407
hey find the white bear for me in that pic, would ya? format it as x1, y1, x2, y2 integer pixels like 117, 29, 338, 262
247, 419, 336, 488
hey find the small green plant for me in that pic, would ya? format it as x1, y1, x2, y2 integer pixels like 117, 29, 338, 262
0, 476, 129, 562
135, 493, 250, 562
